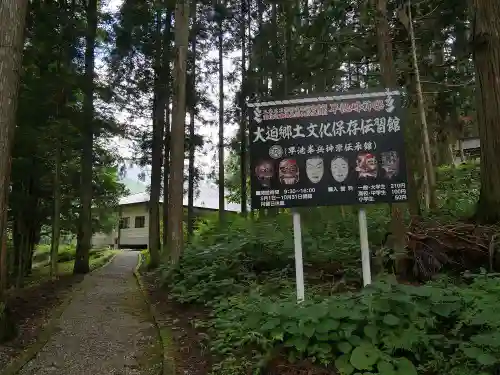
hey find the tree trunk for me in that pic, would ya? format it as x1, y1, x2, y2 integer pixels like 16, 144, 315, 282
239, 0, 247, 216
167, 0, 190, 263
0, 209, 7, 296
459, 139, 465, 162
74, 0, 97, 274
162, 7, 172, 251
50, 138, 61, 278
0, 0, 29, 295
218, 1, 225, 224
373, 0, 407, 271
149, 7, 166, 268
187, 1, 197, 238
470, 0, 500, 223
406, 3, 437, 208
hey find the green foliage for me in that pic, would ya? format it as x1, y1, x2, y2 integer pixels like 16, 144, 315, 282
204, 276, 500, 375
161, 211, 371, 303
434, 162, 481, 220
32, 244, 113, 266
161, 162, 492, 373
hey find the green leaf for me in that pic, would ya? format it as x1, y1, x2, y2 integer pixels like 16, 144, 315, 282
348, 335, 363, 346
316, 318, 340, 333
303, 324, 316, 338
383, 314, 400, 326
350, 344, 379, 370
335, 355, 355, 375
462, 345, 484, 359
477, 353, 498, 366
287, 336, 309, 353
377, 360, 396, 375
471, 333, 500, 348
330, 306, 352, 319
261, 317, 280, 331
338, 341, 353, 354
432, 302, 460, 317
270, 330, 284, 341
363, 325, 378, 341
341, 323, 357, 338
394, 358, 417, 375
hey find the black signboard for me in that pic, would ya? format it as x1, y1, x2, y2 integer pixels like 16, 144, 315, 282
248, 89, 408, 209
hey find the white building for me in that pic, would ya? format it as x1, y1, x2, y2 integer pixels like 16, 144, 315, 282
92, 186, 240, 249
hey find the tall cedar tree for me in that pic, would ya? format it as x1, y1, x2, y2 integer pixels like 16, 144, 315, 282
167, 0, 190, 263
217, 1, 225, 223
74, 0, 98, 274
373, 0, 406, 269
149, 5, 166, 268
471, 0, 500, 223
162, 7, 172, 250
187, 1, 197, 237
239, 0, 247, 216
0, 0, 30, 293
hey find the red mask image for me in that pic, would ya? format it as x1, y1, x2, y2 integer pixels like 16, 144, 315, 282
255, 160, 274, 187
279, 159, 299, 185
355, 153, 378, 178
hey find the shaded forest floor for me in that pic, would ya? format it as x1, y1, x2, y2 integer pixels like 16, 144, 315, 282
0, 275, 81, 369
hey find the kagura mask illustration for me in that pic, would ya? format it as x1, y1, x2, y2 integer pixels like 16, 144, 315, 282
381, 151, 399, 179
279, 159, 299, 185
306, 157, 324, 184
356, 153, 378, 178
331, 157, 349, 183
255, 160, 274, 187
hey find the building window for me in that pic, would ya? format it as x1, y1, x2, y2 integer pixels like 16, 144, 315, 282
119, 217, 130, 229
135, 216, 146, 228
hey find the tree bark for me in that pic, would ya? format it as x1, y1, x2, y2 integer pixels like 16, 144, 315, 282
74, 0, 97, 274
50, 137, 61, 278
162, 7, 172, 251
373, 0, 407, 270
149, 7, 166, 268
218, 1, 225, 224
0, 0, 29, 295
187, 1, 197, 237
407, 3, 437, 208
239, 0, 247, 216
470, 0, 500, 223
167, 0, 190, 263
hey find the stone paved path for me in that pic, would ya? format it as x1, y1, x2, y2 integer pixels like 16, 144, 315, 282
18, 251, 162, 375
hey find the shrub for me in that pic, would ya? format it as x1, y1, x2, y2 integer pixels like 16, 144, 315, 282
205, 275, 500, 375
160, 213, 367, 303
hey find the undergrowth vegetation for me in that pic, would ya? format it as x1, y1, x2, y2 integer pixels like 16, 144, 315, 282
158, 162, 499, 375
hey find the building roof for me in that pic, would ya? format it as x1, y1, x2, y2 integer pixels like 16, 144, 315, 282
119, 183, 241, 212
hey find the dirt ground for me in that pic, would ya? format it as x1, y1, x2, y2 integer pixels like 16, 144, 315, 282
0, 275, 81, 369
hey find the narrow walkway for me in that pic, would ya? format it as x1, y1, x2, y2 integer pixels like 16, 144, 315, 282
18, 251, 162, 375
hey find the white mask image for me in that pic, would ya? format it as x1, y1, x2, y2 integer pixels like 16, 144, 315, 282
331, 157, 349, 182
306, 157, 324, 183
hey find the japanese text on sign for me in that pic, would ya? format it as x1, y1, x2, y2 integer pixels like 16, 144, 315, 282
249, 89, 408, 209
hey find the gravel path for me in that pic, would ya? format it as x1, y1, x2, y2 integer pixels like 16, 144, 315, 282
18, 251, 162, 375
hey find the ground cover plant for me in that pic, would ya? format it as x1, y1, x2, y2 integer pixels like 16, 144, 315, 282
150, 163, 500, 374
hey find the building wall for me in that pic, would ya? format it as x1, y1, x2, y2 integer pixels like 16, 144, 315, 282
119, 203, 149, 247
90, 201, 238, 249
